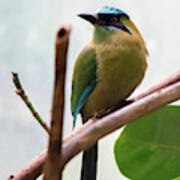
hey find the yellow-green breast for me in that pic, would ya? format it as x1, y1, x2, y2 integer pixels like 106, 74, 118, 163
81, 26, 147, 119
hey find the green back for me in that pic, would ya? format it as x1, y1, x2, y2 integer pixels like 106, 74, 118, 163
71, 46, 97, 123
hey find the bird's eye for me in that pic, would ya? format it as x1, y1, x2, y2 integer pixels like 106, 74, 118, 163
110, 16, 118, 24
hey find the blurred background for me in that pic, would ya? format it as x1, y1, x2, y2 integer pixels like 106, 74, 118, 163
0, 0, 180, 179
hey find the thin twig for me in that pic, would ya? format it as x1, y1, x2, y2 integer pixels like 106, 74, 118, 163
12, 72, 50, 135
8, 70, 180, 180
43, 26, 71, 180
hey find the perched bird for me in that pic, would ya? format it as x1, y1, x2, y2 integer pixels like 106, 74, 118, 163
71, 6, 148, 180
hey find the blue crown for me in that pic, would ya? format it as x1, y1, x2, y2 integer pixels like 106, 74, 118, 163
98, 6, 129, 17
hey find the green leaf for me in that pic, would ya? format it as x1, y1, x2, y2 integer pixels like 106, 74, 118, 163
173, 177, 180, 180
114, 105, 180, 180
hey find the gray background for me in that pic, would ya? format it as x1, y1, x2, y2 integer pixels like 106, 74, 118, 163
0, 0, 180, 179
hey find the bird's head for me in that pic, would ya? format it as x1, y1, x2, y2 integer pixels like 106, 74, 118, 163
78, 6, 132, 34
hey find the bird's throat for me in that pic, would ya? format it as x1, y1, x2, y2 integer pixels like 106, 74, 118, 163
93, 26, 112, 44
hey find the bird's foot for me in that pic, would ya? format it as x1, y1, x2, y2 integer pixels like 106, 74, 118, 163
94, 110, 108, 119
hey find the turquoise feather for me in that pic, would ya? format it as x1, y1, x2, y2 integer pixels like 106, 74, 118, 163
71, 47, 97, 125
98, 6, 129, 18
73, 79, 96, 127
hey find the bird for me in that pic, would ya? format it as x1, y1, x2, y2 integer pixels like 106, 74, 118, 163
71, 6, 148, 180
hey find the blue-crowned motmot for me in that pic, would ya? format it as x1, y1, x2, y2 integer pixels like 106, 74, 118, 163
71, 6, 148, 180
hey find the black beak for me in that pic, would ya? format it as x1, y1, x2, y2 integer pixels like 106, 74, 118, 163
78, 13, 99, 25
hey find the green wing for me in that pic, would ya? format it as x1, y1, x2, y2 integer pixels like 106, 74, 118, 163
71, 46, 97, 124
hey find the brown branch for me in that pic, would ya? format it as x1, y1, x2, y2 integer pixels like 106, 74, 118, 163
60, 81, 180, 167
12, 72, 50, 135
133, 70, 180, 101
8, 70, 180, 180
43, 26, 71, 180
